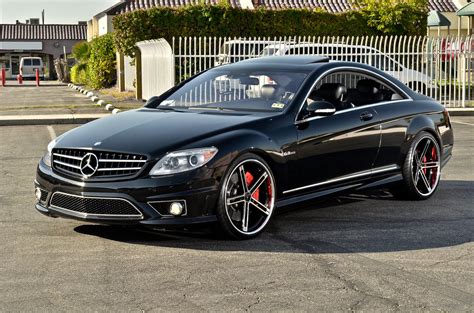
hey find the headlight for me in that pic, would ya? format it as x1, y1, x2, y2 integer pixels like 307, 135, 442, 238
149, 147, 218, 176
42, 139, 56, 167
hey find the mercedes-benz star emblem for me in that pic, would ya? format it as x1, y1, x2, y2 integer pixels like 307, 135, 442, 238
80, 153, 99, 178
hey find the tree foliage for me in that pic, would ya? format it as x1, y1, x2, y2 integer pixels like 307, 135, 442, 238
354, 0, 428, 35
113, 5, 379, 56
112, 4, 428, 57
70, 41, 90, 85
87, 33, 117, 89
70, 34, 117, 89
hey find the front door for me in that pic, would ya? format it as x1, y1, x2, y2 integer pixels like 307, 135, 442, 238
286, 107, 381, 194
11, 56, 20, 75
285, 69, 391, 195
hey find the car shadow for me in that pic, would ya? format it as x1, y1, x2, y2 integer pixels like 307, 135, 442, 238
74, 180, 473, 254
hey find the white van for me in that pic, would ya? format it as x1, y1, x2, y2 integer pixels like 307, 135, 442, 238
20, 57, 44, 79
260, 43, 435, 93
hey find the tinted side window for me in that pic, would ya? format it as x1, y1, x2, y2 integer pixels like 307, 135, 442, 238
23, 59, 32, 66
305, 71, 403, 112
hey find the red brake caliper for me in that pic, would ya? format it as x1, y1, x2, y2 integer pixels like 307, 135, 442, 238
245, 172, 259, 201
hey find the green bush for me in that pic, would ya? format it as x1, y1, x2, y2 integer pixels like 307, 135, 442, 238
112, 4, 427, 57
72, 41, 90, 62
87, 33, 117, 89
113, 5, 380, 56
70, 63, 88, 85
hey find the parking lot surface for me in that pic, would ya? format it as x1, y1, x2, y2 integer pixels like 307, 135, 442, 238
0, 118, 472, 311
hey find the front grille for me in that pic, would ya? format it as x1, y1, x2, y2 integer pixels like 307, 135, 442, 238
50, 192, 143, 218
52, 148, 147, 179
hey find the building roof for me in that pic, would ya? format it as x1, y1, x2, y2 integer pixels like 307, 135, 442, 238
427, 10, 451, 27
457, 2, 474, 16
253, 0, 458, 13
120, 0, 219, 14
116, 0, 459, 14
94, 0, 130, 18
0, 24, 87, 41
428, 0, 458, 12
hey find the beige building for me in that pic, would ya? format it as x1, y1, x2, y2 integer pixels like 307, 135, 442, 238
87, 1, 130, 41
427, 1, 474, 37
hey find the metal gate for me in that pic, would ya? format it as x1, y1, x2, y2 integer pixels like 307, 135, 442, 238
172, 36, 473, 108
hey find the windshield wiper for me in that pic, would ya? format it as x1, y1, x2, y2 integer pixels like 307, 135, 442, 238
189, 106, 237, 112
155, 106, 187, 112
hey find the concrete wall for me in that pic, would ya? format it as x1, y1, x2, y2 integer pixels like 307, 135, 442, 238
124, 55, 136, 91
98, 15, 113, 37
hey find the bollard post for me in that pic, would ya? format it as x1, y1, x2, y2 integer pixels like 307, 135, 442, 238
1, 67, 5, 87
17, 74, 23, 85
36, 69, 40, 87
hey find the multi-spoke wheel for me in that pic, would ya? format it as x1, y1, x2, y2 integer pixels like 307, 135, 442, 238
216, 154, 276, 239
394, 132, 441, 200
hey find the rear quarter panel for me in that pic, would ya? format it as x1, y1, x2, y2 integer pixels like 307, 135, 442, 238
374, 99, 453, 169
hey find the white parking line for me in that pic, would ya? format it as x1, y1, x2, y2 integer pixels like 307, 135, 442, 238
46, 125, 57, 140
451, 120, 474, 127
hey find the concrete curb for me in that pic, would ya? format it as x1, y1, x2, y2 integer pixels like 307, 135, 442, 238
447, 108, 474, 116
70, 83, 120, 115
0, 114, 109, 126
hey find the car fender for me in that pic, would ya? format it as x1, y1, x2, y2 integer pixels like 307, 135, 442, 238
401, 114, 441, 158
182, 128, 289, 193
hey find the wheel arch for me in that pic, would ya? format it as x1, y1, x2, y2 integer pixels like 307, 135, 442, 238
401, 115, 442, 162
194, 129, 288, 197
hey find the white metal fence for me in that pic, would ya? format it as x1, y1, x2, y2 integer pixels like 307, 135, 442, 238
172, 36, 473, 107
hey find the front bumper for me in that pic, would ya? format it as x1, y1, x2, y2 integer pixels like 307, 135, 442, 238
35, 160, 219, 227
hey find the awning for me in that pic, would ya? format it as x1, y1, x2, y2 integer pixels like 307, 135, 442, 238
427, 10, 451, 27
457, 3, 474, 16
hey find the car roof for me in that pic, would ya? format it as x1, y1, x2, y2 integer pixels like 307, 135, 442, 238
233, 56, 330, 65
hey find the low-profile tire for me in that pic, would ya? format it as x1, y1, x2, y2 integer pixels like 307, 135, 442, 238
393, 131, 441, 200
215, 153, 276, 240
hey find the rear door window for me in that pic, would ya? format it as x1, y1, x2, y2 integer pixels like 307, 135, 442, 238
23, 59, 32, 66
32, 59, 41, 66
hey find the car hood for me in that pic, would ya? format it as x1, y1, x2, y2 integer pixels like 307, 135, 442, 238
55, 108, 272, 157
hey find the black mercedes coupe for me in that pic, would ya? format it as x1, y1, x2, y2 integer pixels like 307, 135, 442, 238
35, 56, 454, 239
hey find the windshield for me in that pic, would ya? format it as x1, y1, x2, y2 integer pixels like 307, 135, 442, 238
159, 68, 308, 112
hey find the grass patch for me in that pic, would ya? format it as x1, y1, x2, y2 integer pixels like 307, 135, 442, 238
99, 88, 136, 101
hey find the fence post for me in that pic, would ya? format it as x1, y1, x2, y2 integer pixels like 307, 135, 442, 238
135, 49, 142, 100
117, 52, 125, 92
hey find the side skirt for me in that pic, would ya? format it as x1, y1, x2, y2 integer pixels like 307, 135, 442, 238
275, 173, 403, 209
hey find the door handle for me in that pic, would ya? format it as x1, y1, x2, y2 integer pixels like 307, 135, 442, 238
360, 112, 374, 121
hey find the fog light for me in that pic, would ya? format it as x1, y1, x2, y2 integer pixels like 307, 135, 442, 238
35, 187, 42, 201
169, 202, 184, 216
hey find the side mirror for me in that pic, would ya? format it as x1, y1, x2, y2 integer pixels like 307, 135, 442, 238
307, 100, 336, 116
145, 96, 161, 108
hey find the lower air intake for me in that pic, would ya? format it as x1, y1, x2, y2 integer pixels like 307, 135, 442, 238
49, 192, 143, 219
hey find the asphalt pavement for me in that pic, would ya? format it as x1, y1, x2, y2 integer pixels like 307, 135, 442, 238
0, 118, 472, 311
